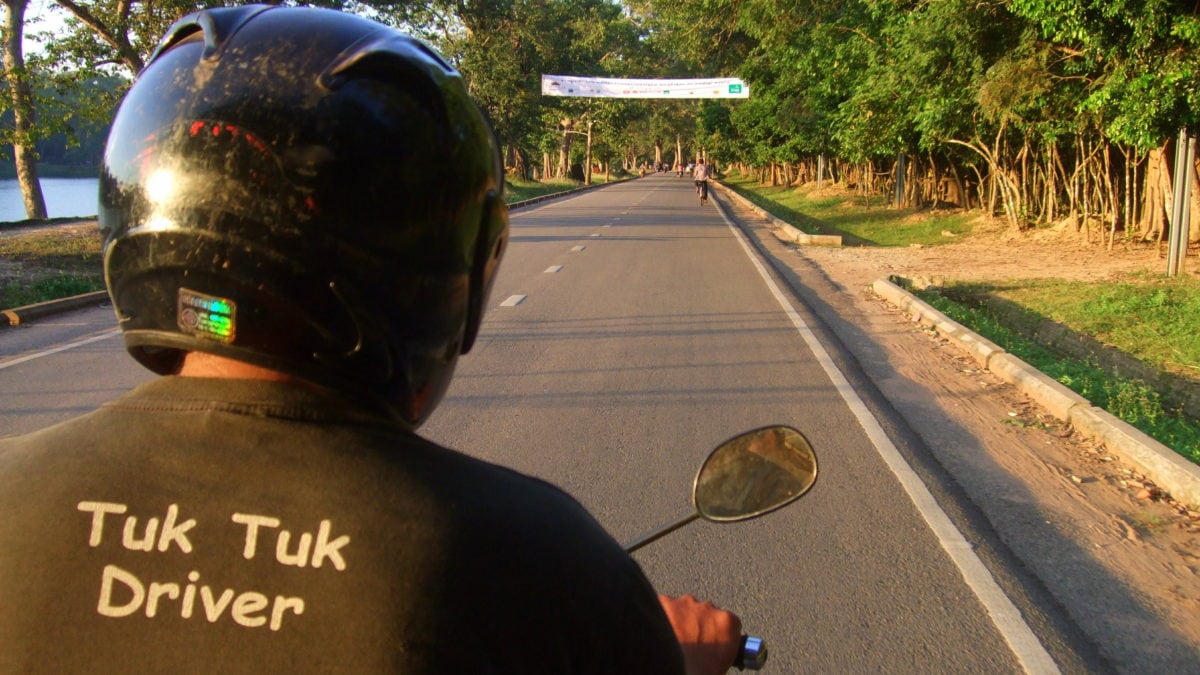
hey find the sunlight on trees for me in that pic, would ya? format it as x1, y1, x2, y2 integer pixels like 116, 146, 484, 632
2, 0, 1197, 243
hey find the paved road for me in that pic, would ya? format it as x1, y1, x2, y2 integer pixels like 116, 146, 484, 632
422, 174, 1048, 672
1, 174, 1091, 671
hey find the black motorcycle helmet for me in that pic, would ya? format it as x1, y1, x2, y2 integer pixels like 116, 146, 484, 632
99, 5, 508, 428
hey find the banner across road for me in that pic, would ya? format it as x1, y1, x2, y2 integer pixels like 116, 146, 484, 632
540, 75, 749, 99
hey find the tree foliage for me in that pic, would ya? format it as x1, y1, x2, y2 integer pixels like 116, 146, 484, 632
4, 0, 1199, 242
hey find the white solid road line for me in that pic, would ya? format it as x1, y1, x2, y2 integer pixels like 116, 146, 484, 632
714, 196, 1061, 675
499, 295, 527, 307
0, 329, 120, 370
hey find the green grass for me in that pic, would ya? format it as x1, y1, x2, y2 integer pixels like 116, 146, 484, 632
915, 287, 1200, 463
1033, 277, 1197, 376
723, 173, 976, 246
956, 276, 1200, 378
1, 275, 104, 308
0, 227, 104, 308
0, 227, 101, 257
505, 174, 618, 204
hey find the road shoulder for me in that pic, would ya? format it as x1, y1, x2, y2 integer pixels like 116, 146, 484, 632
713, 185, 1200, 671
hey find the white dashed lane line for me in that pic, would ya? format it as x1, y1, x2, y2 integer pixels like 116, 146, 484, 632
498, 227, 598, 309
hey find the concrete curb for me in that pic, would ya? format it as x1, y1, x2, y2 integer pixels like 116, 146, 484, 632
1, 291, 109, 328
715, 182, 843, 246
872, 277, 1200, 507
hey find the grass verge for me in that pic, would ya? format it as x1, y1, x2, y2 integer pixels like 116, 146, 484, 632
722, 172, 976, 246
2, 276, 104, 308
942, 276, 1200, 378
505, 174, 618, 204
0, 227, 104, 308
917, 286, 1200, 463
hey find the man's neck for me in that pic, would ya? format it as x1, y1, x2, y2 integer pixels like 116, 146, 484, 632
178, 351, 298, 383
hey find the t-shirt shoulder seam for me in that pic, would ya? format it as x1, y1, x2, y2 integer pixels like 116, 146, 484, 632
100, 397, 392, 427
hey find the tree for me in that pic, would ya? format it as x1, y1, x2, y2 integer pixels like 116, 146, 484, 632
2, 0, 48, 218
1009, 0, 1200, 241
3, 0, 368, 221
377, 0, 648, 181
13, 0, 1192, 244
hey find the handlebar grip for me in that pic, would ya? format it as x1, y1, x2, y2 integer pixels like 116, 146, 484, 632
734, 635, 768, 670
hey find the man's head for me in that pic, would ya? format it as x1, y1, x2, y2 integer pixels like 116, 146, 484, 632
99, 5, 508, 428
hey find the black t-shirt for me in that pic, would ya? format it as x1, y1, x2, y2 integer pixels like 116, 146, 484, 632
0, 377, 684, 673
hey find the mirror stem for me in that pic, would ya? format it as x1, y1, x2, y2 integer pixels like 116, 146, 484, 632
623, 511, 700, 552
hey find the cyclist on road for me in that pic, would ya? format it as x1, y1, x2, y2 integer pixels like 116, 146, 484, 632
0, 6, 740, 673
694, 159, 712, 205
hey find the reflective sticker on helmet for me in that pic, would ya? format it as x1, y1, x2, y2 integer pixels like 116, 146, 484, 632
178, 288, 236, 343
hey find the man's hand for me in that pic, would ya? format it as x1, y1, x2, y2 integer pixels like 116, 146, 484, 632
658, 594, 743, 675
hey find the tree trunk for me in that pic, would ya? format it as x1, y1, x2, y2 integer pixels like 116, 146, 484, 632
1190, 153, 1200, 244
1017, 139, 1030, 223
1123, 146, 1138, 237
584, 121, 593, 186
1046, 141, 1065, 223
906, 157, 921, 208
1102, 141, 1118, 249
928, 154, 941, 210
1141, 144, 1169, 242
558, 118, 574, 178
507, 145, 528, 180
3, 0, 48, 220
948, 162, 967, 210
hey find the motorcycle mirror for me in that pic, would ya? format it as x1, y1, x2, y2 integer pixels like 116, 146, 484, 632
693, 425, 818, 521
624, 426, 818, 552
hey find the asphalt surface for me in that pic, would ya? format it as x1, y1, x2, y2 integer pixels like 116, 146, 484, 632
1, 174, 1110, 672
421, 174, 1055, 672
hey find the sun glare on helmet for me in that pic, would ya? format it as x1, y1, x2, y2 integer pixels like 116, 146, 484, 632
145, 169, 179, 205
140, 216, 177, 232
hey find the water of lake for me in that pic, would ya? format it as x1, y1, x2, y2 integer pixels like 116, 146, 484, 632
0, 177, 100, 223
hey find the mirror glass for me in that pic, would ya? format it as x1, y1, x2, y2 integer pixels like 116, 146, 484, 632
693, 426, 818, 522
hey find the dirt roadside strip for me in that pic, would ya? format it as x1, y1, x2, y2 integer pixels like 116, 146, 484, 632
715, 182, 1200, 509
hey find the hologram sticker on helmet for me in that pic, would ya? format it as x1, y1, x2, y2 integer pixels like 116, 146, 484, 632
178, 288, 236, 343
